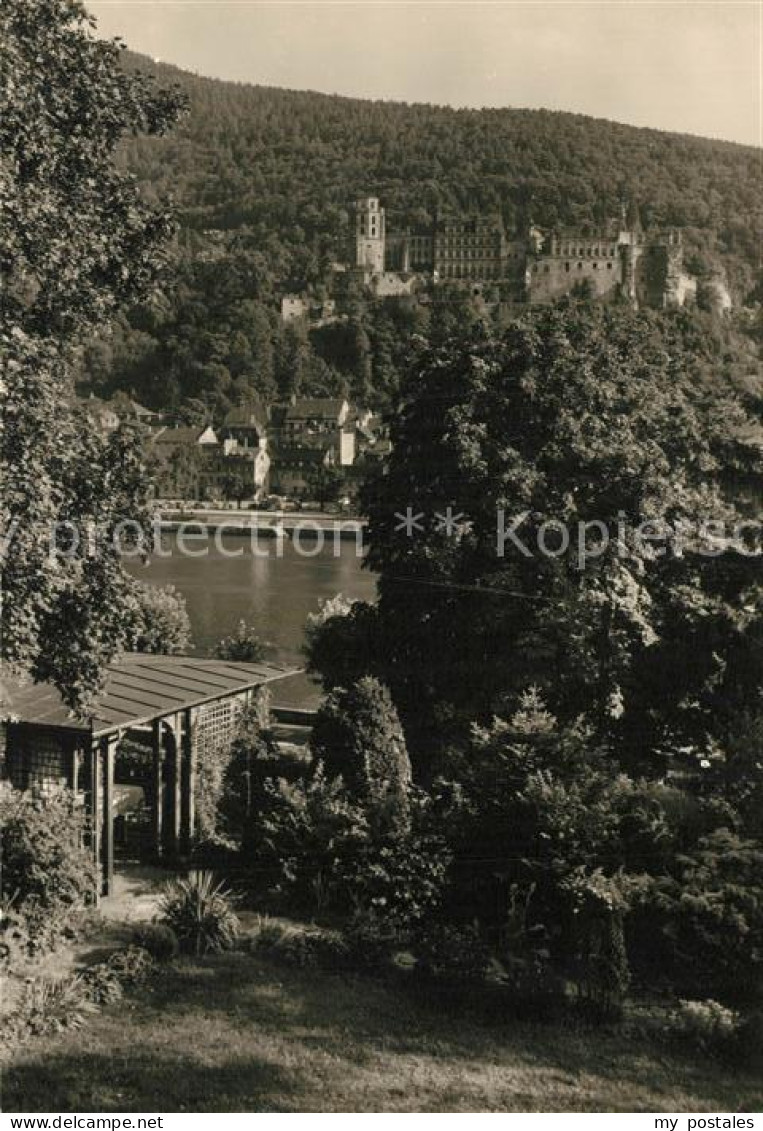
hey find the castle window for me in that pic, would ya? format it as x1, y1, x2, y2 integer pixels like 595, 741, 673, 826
565, 262, 570, 272
544, 265, 550, 273
593, 263, 598, 269
578, 262, 583, 270
607, 262, 613, 270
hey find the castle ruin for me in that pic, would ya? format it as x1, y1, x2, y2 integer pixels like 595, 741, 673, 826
353, 196, 698, 310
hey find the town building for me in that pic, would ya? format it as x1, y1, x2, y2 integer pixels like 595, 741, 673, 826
268, 397, 358, 499
272, 397, 356, 466
268, 442, 338, 499
78, 394, 165, 434
148, 417, 269, 502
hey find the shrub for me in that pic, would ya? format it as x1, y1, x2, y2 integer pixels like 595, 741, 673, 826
214, 619, 269, 662
574, 913, 630, 1022
736, 1010, 763, 1071
214, 703, 283, 849
81, 945, 157, 1004
0, 908, 34, 971
334, 815, 451, 930
255, 767, 371, 914
133, 921, 180, 962
502, 952, 568, 1021
246, 918, 349, 970
105, 944, 156, 985
80, 963, 124, 1006
1, 945, 157, 1053
413, 923, 491, 985
246, 914, 295, 953
343, 911, 405, 972
646, 829, 763, 1002
669, 999, 741, 1056
0, 783, 96, 952
256, 770, 449, 925
561, 869, 638, 1021
159, 871, 239, 955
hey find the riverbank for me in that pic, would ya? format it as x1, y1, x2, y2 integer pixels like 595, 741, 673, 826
159, 507, 366, 540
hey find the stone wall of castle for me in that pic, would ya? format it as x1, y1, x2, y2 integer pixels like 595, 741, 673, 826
528, 252, 624, 303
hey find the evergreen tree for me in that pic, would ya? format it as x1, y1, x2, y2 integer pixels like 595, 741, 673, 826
311, 677, 412, 812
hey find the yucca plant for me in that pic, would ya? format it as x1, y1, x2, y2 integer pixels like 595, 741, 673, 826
19, 975, 98, 1035
158, 871, 240, 956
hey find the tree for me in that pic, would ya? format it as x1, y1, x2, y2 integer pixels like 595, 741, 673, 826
221, 468, 253, 508
304, 596, 382, 693
125, 581, 192, 655
310, 677, 412, 811
1, 0, 183, 708
305, 462, 343, 508
359, 303, 763, 766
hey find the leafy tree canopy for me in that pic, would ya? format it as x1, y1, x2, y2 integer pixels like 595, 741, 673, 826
355, 302, 763, 767
1, 0, 184, 708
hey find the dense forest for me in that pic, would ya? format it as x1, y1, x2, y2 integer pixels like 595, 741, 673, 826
77, 49, 763, 418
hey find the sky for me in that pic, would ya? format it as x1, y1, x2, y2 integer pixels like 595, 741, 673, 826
88, 1, 762, 147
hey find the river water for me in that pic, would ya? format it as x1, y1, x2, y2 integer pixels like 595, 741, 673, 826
126, 531, 377, 707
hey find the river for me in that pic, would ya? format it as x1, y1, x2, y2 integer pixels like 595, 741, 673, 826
126, 531, 377, 707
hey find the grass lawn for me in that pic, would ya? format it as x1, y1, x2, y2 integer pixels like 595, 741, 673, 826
3, 953, 761, 1113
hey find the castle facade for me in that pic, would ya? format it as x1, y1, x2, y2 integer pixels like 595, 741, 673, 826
353, 196, 697, 310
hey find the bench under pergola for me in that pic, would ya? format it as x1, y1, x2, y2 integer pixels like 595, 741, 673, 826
2, 654, 298, 897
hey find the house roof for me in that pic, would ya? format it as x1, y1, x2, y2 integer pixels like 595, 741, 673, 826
129, 400, 159, 419
151, 426, 216, 448
224, 403, 267, 430
3, 654, 298, 738
78, 395, 119, 419
283, 398, 346, 422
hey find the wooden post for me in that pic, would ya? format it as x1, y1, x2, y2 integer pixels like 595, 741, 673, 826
167, 713, 182, 857
89, 741, 100, 896
180, 707, 196, 855
69, 745, 80, 793
151, 719, 163, 859
101, 735, 116, 897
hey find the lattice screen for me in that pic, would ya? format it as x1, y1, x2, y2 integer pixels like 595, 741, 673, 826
192, 693, 248, 840
11, 730, 68, 792
195, 696, 245, 758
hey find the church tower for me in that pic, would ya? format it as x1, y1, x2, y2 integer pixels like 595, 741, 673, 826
355, 197, 385, 274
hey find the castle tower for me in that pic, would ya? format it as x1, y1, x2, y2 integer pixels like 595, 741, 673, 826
355, 197, 385, 275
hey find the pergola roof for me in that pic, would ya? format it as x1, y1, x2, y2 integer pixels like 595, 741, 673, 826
4, 654, 299, 738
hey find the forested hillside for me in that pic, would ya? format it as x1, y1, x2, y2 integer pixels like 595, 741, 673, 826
78, 49, 762, 417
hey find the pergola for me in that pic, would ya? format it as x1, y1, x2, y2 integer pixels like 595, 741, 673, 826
3, 654, 298, 897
